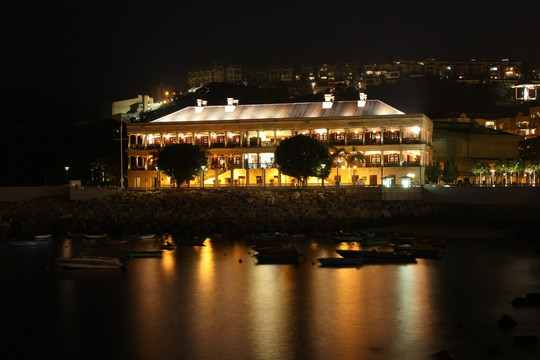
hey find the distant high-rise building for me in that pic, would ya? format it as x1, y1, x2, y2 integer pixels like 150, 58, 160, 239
188, 62, 225, 88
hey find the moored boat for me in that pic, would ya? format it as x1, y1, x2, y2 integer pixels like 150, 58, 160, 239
98, 238, 129, 246
248, 232, 290, 243
318, 257, 363, 267
176, 236, 206, 246
253, 245, 297, 256
358, 232, 391, 245
83, 233, 108, 240
137, 234, 156, 241
55, 256, 124, 269
34, 234, 53, 240
255, 252, 302, 264
389, 243, 441, 259
335, 249, 417, 264
121, 250, 163, 258
159, 241, 177, 250
8, 239, 50, 247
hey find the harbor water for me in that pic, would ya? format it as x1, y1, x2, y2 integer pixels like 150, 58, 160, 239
2, 232, 540, 360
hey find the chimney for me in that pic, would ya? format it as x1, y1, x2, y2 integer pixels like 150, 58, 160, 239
195, 99, 207, 113
225, 98, 238, 112
322, 94, 334, 109
358, 92, 367, 107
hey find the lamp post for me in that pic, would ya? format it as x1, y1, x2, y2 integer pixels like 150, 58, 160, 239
64, 166, 70, 185
200, 165, 207, 188
120, 119, 124, 189
335, 159, 340, 187
491, 169, 495, 187
320, 163, 326, 187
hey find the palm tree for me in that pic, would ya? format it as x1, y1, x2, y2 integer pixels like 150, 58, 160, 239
345, 147, 366, 168
494, 158, 510, 186
344, 147, 365, 186
329, 146, 347, 185
512, 158, 527, 186
472, 162, 491, 186
330, 146, 366, 185
527, 159, 540, 186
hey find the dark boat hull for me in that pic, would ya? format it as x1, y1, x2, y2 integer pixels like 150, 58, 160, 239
336, 249, 417, 264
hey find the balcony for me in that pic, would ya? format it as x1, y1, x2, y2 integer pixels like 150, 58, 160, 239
402, 138, 421, 144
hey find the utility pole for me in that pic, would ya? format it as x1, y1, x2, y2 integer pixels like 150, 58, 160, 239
120, 119, 124, 189
115, 117, 127, 189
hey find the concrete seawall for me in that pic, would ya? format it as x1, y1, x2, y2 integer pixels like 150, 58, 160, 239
1, 186, 539, 240
0, 188, 433, 239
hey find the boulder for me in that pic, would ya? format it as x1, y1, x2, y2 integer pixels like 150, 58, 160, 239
513, 335, 538, 347
497, 314, 517, 330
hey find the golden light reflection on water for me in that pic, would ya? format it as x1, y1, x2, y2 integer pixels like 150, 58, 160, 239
160, 248, 176, 275
195, 238, 215, 297
246, 262, 297, 359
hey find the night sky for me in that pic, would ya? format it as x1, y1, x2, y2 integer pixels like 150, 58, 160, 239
3, 1, 540, 107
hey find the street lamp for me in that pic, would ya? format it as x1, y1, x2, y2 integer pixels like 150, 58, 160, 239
200, 165, 207, 188
335, 158, 340, 187
490, 169, 495, 187
64, 166, 70, 184
320, 163, 326, 187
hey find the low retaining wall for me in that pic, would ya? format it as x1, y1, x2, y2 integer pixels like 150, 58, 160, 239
422, 185, 540, 205
0, 186, 68, 202
69, 187, 122, 201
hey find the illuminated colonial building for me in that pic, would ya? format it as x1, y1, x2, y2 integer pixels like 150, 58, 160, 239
125, 94, 433, 188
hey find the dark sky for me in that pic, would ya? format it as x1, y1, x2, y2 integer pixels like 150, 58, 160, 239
3, 1, 540, 107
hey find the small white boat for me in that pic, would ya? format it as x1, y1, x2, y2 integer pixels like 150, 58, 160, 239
83, 233, 109, 240
34, 234, 53, 240
9, 239, 50, 247
55, 256, 124, 269
138, 234, 156, 241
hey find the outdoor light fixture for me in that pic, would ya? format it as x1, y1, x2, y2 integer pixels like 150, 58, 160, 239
320, 163, 326, 187
64, 166, 70, 184
200, 166, 207, 188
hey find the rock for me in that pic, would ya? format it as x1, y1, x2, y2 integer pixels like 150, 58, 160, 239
526, 293, 540, 306
290, 191, 301, 200
511, 296, 530, 308
485, 345, 503, 356
513, 335, 538, 346
432, 350, 453, 359
498, 314, 517, 330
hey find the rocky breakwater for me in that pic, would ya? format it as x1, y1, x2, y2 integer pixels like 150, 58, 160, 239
0, 188, 437, 239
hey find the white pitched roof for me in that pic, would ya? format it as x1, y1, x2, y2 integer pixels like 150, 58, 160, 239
151, 100, 404, 123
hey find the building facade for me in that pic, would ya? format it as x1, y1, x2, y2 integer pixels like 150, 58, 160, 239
125, 95, 433, 189
432, 121, 523, 183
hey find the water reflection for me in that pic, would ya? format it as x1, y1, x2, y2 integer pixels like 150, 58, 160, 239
6, 235, 540, 360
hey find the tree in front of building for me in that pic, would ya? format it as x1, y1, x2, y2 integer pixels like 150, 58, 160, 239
472, 162, 491, 186
442, 161, 458, 184
426, 162, 441, 184
494, 158, 510, 185
275, 135, 330, 187
526, 159, 540, 186
156, 144, 208, 187
512, 158, 527, 186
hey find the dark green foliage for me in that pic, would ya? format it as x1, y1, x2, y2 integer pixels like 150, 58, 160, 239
156, 144, 208, 186
274, 135, 330, 186
426, 162, 441, 183
442, 161, 458, 184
